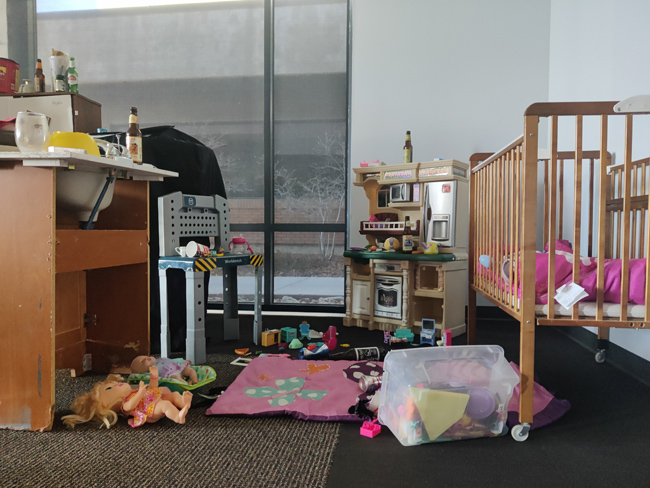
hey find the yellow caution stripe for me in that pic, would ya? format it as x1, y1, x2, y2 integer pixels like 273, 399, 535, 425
193, 258, 218, 272
250, 254, 264, 267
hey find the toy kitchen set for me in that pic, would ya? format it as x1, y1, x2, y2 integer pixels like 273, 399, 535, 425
343, 159, 469, 340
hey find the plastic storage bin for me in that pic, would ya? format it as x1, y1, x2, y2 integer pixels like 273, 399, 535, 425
378, 345, 519, 445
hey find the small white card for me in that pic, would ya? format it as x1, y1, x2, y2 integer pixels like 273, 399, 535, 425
555, 283, 588, 309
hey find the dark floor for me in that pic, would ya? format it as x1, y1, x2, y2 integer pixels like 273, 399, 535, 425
170, 311, 650, 488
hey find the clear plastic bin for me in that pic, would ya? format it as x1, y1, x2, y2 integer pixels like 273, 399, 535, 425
378, 345, 519, 445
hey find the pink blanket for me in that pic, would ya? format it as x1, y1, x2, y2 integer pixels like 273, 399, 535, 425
480, 240, 646, 305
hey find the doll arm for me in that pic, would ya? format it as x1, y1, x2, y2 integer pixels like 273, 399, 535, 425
148, 366, 160, 389
122, 381, 147, 412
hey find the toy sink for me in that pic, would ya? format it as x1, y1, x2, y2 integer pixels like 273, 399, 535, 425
56, 167, 115, 222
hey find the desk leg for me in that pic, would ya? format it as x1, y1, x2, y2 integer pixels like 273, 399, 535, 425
253, 264, 263, 345
223, 267, 240, 341
185, 270, 207, 364
159, 268, 170, 359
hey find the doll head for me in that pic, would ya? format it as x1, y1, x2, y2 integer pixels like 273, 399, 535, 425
130, 355, 157, 374
62, 374, 133, 429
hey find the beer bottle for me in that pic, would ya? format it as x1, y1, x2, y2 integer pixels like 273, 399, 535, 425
67, 57, 79, 93
126, 107, 143, 164
34, 59, 46, 93
403, 130, 413, 163
403, 216, 413, 254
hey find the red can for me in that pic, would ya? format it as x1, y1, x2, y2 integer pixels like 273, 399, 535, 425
0, 58, 20, 94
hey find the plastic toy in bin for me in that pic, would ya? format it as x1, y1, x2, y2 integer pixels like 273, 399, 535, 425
378, 345, 519, 445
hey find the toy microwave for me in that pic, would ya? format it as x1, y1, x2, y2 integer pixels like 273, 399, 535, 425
390, 183, 410, 203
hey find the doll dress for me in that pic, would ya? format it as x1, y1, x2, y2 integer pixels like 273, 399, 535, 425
123, 387, 164, 428
156, 357, 190, 379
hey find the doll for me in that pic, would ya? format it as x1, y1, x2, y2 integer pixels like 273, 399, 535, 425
130, 355, 199, 385
62, 366, 193, 429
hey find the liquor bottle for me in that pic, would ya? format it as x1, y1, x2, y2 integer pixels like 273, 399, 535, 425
330, 346, 388, 361
403, 130, 413, 163
54, 74, 66, 93
403, 216, 413, 254
67, 57, 79, 93
126, 106, 143, 164
33, 59, 45, 93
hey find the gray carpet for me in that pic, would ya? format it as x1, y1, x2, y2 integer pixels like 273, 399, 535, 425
1, 353, 341, 488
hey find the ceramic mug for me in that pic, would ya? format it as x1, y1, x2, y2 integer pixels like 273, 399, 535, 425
175, 246, 186, 257
186, 241, 210, 258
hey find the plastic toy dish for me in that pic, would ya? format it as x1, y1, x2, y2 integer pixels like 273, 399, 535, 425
127, 359, 217, 394
49, 131, 101, 157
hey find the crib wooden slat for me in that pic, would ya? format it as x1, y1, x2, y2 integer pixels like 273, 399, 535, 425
620, 114, 633, 319
645, 161, 650, 319
588, 158, 595, 257
543, 161, 549, 246
596, 115, 608, 320
572, 115, 583, 320
514, 144, 521, 314
557, 159, 564, 239
548, 116, 558, 320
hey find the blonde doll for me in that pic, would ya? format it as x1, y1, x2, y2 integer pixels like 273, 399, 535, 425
62, 366, 192, 429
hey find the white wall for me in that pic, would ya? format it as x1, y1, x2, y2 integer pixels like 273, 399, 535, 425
0, 0, 7, 58
549, 0, 650, 362
349, 0, 551, 250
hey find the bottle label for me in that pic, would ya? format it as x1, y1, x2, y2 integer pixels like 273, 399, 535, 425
403, 148, 412, 164
403, 236, 413, 251
126, 134, 143, 163
129, 114, 138, 124
55, 79, 66, 92
354, 347, 381, 361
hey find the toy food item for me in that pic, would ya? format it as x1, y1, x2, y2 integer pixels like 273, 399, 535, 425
384, 236, 401, 251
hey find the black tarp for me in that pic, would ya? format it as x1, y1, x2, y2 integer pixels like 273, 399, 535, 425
110, 126, 227, 353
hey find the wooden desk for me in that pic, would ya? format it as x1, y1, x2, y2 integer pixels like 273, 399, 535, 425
0, 152, 176, 431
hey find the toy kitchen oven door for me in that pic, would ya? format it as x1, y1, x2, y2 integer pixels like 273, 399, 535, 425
423, 180, 462, 249
374, 275, 403, 319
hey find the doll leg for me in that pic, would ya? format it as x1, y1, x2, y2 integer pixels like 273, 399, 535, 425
152, 399, 190, 424
161, 390, 193, 409
182, 366, 199, 385
170, 373, 189, 384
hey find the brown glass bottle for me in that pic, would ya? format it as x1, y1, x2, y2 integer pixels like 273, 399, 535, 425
403, 130, 413, 163
34, 59, 45, 93
126, 107, 143, 164
402, 216, 413, 253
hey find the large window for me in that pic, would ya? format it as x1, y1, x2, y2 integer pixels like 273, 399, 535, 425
36, 0, 348, 310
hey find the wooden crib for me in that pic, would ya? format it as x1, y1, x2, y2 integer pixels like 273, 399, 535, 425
467, 98, 650, 441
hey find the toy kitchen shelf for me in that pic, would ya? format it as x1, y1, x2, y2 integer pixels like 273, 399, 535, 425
345, 159, 469, 339
0, 151, 177, 431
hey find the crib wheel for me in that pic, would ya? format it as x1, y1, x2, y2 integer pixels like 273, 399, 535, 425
511, 423, 530, 442
595, 349, 607, 364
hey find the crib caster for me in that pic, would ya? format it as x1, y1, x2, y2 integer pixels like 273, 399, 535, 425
511, 423, 530, 442
595, 349, 607, 364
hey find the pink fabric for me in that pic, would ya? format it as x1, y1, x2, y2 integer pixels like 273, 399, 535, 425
506, 362, 554, 415
478, 239, 646, 305
206, 357, 383, 422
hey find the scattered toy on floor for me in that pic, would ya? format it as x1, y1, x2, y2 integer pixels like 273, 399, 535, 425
289, 338, 304, 349
130, 355, 198, 385
281, 326, 297, 343
261, 329, 281, 347
298, 321, 311, 340
360, 419, 382, 438
62, 367, 192, 429
323, 325, 338, 351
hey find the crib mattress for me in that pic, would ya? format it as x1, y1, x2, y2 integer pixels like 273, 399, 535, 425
535, 302, 646, 319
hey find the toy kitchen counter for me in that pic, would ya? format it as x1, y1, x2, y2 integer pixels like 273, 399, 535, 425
343, 249, 467, 340
0, 151, 177, 431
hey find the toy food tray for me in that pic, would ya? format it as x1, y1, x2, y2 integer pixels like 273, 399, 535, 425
378, 345, 519, 446
127, 359, 217, 393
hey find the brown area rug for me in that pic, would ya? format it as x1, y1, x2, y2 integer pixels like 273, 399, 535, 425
0, 353, 341, 488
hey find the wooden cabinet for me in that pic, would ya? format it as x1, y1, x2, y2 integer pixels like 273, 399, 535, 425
0, 93, 102, 133
0, 152, 176, 431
